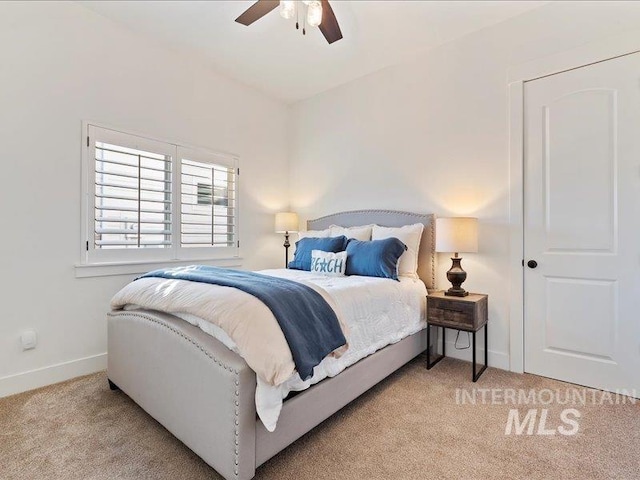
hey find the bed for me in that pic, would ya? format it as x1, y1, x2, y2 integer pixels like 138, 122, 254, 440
107, 209, 436, 480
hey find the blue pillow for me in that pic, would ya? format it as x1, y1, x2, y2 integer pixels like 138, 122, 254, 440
345, 238, 407, 280
288, 236, 347, 271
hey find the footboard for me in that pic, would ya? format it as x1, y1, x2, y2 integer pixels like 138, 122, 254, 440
107, 311, 256, 480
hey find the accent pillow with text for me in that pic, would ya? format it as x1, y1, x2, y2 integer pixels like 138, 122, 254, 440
310, 250, 347, 276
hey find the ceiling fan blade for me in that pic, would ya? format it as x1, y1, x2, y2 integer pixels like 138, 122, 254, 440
318, 0, 343, 44
235, 0, 279, 26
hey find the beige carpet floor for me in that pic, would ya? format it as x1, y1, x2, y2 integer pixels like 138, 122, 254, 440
1, 356, 639, 480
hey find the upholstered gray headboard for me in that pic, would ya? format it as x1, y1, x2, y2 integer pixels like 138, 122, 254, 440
307, 210, 436, 290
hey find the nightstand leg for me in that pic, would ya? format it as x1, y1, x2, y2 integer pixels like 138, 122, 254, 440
426, 325, 445, 369
484, 322, 488, 368
427, 323, 430, 364
472, 330, 476, 381
472, 324, 488, 382
442, 326, 446, 358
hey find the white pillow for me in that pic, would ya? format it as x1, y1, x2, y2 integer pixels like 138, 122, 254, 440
298, 228, 331, 240
329, 224, 373, 241
310, 250, 347, 277
372, 223, 424, 279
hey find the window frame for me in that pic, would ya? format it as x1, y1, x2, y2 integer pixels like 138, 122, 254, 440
80, 122, 240, 268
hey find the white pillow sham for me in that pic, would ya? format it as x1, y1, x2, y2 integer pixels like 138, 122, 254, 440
310, 250, 347, 277
372, 223, 424, 279
329, 224, 373, 241
298, 228, 331, 240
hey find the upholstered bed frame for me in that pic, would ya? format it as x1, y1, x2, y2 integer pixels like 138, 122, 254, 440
107, 210, 436, 480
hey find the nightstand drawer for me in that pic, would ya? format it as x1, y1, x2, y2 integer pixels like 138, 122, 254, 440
426, 292, 488, 331
427, 306, 474, 327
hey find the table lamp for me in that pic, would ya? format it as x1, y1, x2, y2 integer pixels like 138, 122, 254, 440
275, 212, 299, 267
435, 217, 478, 297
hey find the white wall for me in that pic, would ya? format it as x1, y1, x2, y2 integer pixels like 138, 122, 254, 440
3, 1, 640, 396
289, 1, 640, 370
0, 2, 289, 396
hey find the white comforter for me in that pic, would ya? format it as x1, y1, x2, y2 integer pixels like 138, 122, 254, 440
113, 269, 427, 431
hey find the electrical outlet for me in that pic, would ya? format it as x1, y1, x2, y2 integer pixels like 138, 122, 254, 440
21, 329, 37, 350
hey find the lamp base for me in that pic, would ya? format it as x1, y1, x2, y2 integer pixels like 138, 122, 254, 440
444, 256, 469, 297
444, 288, 469, 297
283, 232, 290, 268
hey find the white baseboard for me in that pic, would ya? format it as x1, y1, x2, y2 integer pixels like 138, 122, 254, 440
0, 353, 107, 398
433, 337, 510, 371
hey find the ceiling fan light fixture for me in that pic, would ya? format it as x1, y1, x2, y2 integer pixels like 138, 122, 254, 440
306, 1, 323, 27
279, 0, 295, 20
235, 0, 341, 44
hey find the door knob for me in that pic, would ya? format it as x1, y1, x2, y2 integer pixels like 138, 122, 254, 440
527, 260, 538, 269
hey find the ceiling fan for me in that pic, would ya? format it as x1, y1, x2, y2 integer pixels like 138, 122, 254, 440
235, 0, 343, 45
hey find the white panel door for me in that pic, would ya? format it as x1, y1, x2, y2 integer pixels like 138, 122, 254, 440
524, 52, 640, 394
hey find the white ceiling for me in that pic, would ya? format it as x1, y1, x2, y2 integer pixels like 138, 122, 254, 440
80, 1, 546, 103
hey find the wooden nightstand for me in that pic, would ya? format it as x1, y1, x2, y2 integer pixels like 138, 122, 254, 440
426, 291, 488, 381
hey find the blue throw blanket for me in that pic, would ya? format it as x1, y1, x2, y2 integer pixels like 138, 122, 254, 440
137, 266, 346, 381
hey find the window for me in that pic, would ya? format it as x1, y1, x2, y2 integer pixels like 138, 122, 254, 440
180, 156, 236, 249
83, 125, 239, 265
94, 140, 173, 251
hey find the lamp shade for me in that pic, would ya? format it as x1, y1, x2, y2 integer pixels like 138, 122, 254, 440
435, 217, 478, 253
275, 212, 299, 233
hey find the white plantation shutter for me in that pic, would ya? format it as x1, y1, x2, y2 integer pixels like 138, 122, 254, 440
94, 143, 172, 248
83, 125, 239, 264
178, 147, 238, 259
